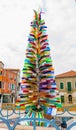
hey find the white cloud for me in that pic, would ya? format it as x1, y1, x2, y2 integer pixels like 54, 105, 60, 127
0, 0, 76, 75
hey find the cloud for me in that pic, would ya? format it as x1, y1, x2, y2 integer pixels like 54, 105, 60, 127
44, 0, 76, 74
0, 0, 76, 75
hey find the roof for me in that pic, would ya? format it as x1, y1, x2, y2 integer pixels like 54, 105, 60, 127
56, 70, 76, 78
4, 68, 20, 74
5, 68, 20, 71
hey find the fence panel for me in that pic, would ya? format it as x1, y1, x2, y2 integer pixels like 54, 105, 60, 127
0, 105, 76, 130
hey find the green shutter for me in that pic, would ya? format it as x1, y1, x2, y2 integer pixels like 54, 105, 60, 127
12, 84, 14, 90
67, 82, 71, 92
75, 82, 76, 88
61, 96, 64, 103
60, 82, 64, 89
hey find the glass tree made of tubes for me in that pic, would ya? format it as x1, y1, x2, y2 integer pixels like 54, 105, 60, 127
16, 10, 62, 121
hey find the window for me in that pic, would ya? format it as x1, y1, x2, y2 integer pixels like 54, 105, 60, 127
3, 95, 10, 103
11, 84, 14, 90
67, 82, 72, 92
61, 95, 64, 103
68, 95, 72, 103
9, 83, 11, 90
60, 82, 64, 89
0, 71, 2, 75
0, 81, 2, 88
2, 82, 4, 89
9, 74, 12, 80
14, 77, 17, 81
3, 71, 6, 76
0, 94, 1, 99
75, 82, 76, 88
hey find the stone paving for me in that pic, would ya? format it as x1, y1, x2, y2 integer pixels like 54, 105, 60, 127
0, 123, 55, 130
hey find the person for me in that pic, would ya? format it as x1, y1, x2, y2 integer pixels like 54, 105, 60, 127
61, 120, 67, 130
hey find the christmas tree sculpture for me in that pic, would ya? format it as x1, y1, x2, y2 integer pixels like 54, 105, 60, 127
16, 10, 62, 126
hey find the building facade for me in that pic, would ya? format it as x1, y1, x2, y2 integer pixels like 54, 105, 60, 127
56, 70, 76, 106
0, 61, 20, 106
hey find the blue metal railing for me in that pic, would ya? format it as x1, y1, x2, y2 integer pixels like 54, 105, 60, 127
0, 105, 76, 130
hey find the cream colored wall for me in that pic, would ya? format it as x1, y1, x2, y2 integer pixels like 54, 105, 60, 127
56, 76, 76, 105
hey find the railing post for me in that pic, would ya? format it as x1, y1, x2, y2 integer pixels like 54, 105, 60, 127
33, 118, 36, 130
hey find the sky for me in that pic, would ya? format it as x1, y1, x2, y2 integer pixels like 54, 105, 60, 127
0, 0, 76, 75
